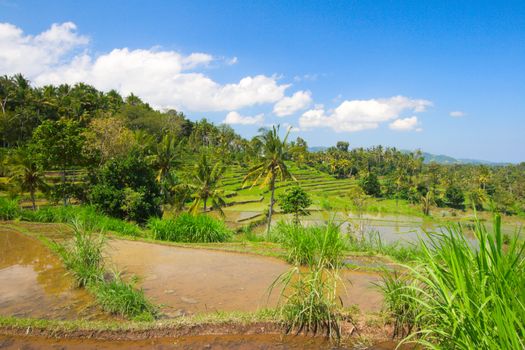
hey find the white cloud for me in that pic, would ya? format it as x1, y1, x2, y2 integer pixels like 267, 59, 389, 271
273, 90, 312, 117
299, 96, 432, 132
450, 111, 465, 118
389, 116, 420, 131
0, 22, 290, 112
0, 22, 89, 77
223, 111, 264, 125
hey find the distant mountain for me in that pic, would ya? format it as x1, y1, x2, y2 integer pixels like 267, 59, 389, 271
421, 152, 510, 166
308, 146, 509, 165
308, 146, 328, 152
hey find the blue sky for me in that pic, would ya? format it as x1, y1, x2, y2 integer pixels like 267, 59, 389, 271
1, 0, 524, 162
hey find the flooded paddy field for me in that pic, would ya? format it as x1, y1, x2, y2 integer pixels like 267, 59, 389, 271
0, 226, 106, 320
0, 222, 382, 320
107, 239, 383, 315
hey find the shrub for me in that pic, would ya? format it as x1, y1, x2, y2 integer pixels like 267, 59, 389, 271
89, 152, 162, 223
359, 172, 381, 197
148, 213, 232, 243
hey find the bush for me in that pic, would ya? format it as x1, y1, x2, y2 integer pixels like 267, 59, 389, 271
148, 213, 232, 243
271, 221, 346, 268
89, 152, 162, 223
359, 172, 381, 197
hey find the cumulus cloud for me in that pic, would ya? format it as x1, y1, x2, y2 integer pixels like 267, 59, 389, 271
223, 111, 264, 125
0, 22, 89, 77
299, 96, 432, 132
450, 111, 465, 118
273, 90, 312, 117
389, 116, 421, 131
0, 22, 290, 112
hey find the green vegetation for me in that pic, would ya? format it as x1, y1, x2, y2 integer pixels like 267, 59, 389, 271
48, 220, 156, 320
279, 185, 312, 224
243, 125, 294, 236
148, 213, 232, 243
271, 221, 346, 267
378, 216, 525, 349
271, 221, 347, 339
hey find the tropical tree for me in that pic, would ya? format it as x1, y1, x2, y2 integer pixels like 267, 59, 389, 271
420, 190, 434, 216
149, 133, 182, 201
30, 119, 86, 205
8, 149, 47, 210
188, 152, 226, 215
279, 186, 312, 225
243, 125, 294, 236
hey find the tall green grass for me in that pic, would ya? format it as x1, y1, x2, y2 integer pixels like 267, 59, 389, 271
48, 220, 105, 287
22, 205, 141, 236
148, 213, 232, 243
270, 221, 347, 339
271, 221, 346, 267
89, 271, 156, 321
48, 220, 156, 320
0, 197, 20, 220
378, 215, 525, 349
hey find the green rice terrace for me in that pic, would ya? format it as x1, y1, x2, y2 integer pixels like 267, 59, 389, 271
0, 75, 524, 349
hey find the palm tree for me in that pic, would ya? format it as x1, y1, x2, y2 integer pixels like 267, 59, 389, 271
243, 125, 295, 236
8, 149, 46, 210
150, 134, 181, 202
188, 152, 226, 215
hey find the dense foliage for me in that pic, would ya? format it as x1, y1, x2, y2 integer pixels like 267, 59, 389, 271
1, 73, 524, 224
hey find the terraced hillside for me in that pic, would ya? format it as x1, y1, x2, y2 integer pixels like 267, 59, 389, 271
219, 162, 360, 227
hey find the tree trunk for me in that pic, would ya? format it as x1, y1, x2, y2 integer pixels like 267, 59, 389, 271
62, 166, 67, 206
30, 188, 36, 211
203, 195, 207, 212
266, 175, 276, 237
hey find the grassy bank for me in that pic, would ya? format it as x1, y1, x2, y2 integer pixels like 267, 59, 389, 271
378, 215, 525, 349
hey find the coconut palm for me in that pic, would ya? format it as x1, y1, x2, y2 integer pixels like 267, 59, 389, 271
188, 152, 226, 215
243, 125, 295, 236
8, 149, 47, 210
150, 134, 182, 202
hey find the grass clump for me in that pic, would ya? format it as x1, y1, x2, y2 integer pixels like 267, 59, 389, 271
89, 271, 156, 321
270, 221, 348, 339
271, 220, 346, 267
48, 220, 156, 320
0, 197, 20, 220
148, 213, 232, 243
48, 220, 105, 287
378, 215, 525, 349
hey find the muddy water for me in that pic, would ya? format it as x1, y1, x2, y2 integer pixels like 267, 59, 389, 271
0, 334, 358, 349
0, 226, 105, 320
107, 240, 382, 315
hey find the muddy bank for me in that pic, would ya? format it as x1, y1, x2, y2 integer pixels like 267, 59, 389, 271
0, 333, 363, 349
106, 239, 383, 315
0, 227, 106, 320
